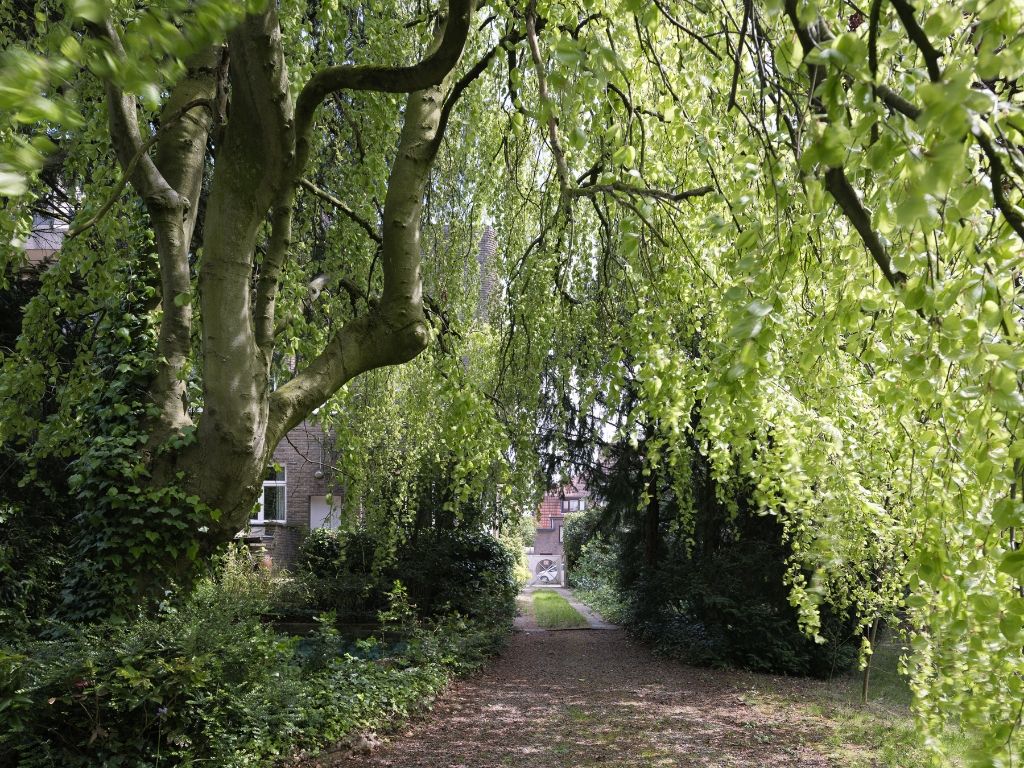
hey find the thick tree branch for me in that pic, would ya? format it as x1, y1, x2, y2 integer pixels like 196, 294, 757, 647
875, 85, 921, 120
785, 2, 907, 289
299, 178, 381, 243
259, 0, 475, 362
976, 131, 1024, 242
229, 9, 298, 357
268, 12, 471, 445
87, 19, 181, 211
87, 18, 220, 440
66, 131, 161, 240
66, 98, 213, 241
824, 167, 907, 287
293, 0, 475, 179
431, 24, 530, 154
888, 0, 942, 82
200, 5, 295, 455
147, 55, 219, 438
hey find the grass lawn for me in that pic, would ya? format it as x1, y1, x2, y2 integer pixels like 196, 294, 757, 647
748, 638, 972, 767
532, 589, 589, 629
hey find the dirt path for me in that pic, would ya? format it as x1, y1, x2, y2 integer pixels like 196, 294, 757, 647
327, 628, 838, 767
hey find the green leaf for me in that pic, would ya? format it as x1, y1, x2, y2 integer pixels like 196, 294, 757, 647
612, 145, 637, 168
65, 0, 106, 23
998, 549, 1024, 579
746, 300, 773, 317
729, 313, 764, 339
993, 499, 1024, 528
0, 167, 29, 196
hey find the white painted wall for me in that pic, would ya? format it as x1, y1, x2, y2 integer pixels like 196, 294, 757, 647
309, 495, 341, 530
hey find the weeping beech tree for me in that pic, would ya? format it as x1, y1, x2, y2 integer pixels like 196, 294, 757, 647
3, 0, 1024, 759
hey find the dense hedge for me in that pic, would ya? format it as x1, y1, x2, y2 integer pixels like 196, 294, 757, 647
567, 471, 860, 677
296, 527, 518, 628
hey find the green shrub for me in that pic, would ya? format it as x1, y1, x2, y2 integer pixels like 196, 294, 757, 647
294, 528, 384, 617
570, 538, 628, 624
0, 549, 504, 767
571, 522, 859, 676
395, 529, 517, 627
295, 527, 517, 630
0, 506, 66, 638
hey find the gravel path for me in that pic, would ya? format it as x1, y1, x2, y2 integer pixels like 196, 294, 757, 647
326, 629, 838, 767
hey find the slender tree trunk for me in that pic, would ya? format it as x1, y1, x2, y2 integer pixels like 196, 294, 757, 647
861, 617, 880, 704
643, 469, 661, 570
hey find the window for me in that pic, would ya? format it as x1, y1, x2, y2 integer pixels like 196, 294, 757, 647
558, 525, 564, 543
252, 465, 286, 523
560, 497, 585, 513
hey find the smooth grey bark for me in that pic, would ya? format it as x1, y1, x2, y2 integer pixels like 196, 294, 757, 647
150, 51, 220, 437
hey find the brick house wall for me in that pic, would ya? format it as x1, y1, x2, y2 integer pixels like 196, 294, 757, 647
243, 421, 342, 570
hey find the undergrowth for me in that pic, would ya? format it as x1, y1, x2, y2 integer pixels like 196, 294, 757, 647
748, 640, 972, 767
0, 549, 510, 767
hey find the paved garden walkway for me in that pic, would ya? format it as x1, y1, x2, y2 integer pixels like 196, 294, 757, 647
326, 596, 839, 767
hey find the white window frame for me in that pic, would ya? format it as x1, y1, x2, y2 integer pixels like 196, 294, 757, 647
251, 465, 287, 524
560, 497, 585, 513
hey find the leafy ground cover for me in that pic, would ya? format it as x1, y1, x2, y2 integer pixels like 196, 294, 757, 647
531, 589, 588, 629
0, 545, 515, 767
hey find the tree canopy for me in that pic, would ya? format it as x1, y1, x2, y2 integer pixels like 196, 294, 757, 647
2, 0, 1024, 761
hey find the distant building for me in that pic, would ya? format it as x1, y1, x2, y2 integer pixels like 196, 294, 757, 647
23, 215, 66, 265
525, 479, 588, 585
475, 225, 497, 321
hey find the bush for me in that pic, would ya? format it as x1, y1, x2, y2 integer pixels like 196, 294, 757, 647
0, 506, 66, 638
0, 549, 501, 767
570, 537, 628, 624
295, 527, 517, 630
294, 528, 385, 617
568, 499, 858, 676
395, 529, 517, 627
